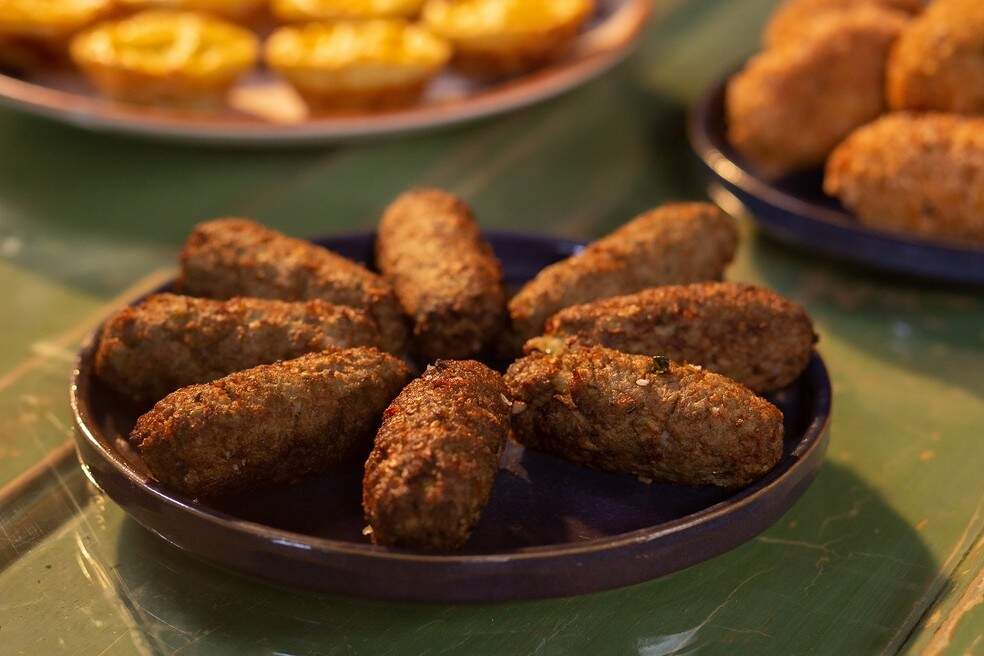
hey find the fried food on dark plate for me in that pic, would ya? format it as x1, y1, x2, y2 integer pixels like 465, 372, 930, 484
376, 188, 506, 361
763, 0, 924, 48
505, 338, 784, 489
824, 113, 984, 246
95, 293, 384, 402
505, 202, 738, 355
544, 282, 817, 392
727, 6, 909, 177
887, 0, 984, 114
363, 360, 511, 551
178, 218, 408, 354
132, 348, 411, 498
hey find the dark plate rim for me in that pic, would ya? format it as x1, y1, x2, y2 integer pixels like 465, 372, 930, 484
686, 70, 984, 257
71, 229, 832, 565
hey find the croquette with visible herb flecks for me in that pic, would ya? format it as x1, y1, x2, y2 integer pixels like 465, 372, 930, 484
505, 338, 784, 489
544, 282, 817, 392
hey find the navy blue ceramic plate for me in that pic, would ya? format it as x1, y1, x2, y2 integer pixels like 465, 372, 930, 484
689, 74, 984, 285
72, 231, 831, 602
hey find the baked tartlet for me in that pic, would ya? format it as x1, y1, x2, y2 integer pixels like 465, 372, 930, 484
0, 0, 112, 69
422, 0, 595, 77
115, 0, 268, 23
271, 0, 426, 22
0, 0, 113, 42
265, 20, 451, 111
70, 10, 259, 106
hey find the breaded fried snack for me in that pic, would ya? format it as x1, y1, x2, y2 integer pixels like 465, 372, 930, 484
376, 188, 506, 361
764, 0, 925, 47
825, 113, 984, 245
265, 20, 450, 111
95, 293, 384, 402
887, 0, 984, 114
727, 6, 909, 177
132, 348, 411, 498
505, 203, 738, 354
70, 10, 258, 106
115, 0, 266, 22
0, 0, 112, 43
272, 0, 425, 22
178, 218, 408, 354
544, 282, 817, 392
363, 360, 510, 550
422, 0, 594, 77
505, 339, 785, 488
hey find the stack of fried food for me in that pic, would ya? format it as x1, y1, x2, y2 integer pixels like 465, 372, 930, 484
0, 0, 596, 111
95, 188, 819, 552
726, 0, 984, 246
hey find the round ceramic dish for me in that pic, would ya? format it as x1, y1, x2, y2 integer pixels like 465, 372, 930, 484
0, 0, 651, 146
71, 230, 832, 602
688, 73, 984, 285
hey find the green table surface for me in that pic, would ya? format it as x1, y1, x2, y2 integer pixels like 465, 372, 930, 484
1, 1, 982, 654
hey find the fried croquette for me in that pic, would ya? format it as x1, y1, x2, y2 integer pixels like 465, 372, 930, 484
132, 348, 411, 498
505, 203, 738, 354
95, 293, 384, 402
363, 359, 511, 551
824, 113, 984, 245
504, 339, 784, 489
178, 218, 408, 354
764, 0, 924, 47
544, 282, 817, 392
727, 6, 909, 177
887, 0, 984, 114
376, 189, 507, 361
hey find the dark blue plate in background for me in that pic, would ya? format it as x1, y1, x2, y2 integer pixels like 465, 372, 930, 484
688, 74, 984, 285
72, 231, 831, 602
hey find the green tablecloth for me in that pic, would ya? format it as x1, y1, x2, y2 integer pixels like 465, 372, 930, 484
1, 1, 982, 653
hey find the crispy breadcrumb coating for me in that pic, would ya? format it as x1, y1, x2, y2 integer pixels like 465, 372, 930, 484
887, 0, 984, 114
825, 113, 984, 245
727, 6, 909, 177
505, 339, 784, 489
178, 218, 407, 354
764, 0, 924, 47
544, 282, 817, 392
376, 189, 507, 361
363, 359, 511, 551
95, 293, 384, 402
505, 203, 737, 354
132, 348, 411, 498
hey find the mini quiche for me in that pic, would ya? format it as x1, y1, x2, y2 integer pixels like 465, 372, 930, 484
265, 20, 451, 111
70, 10, 259, 106
422, 0, 595, 77
114, 0, 268, 23
271, 0, 426, 22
